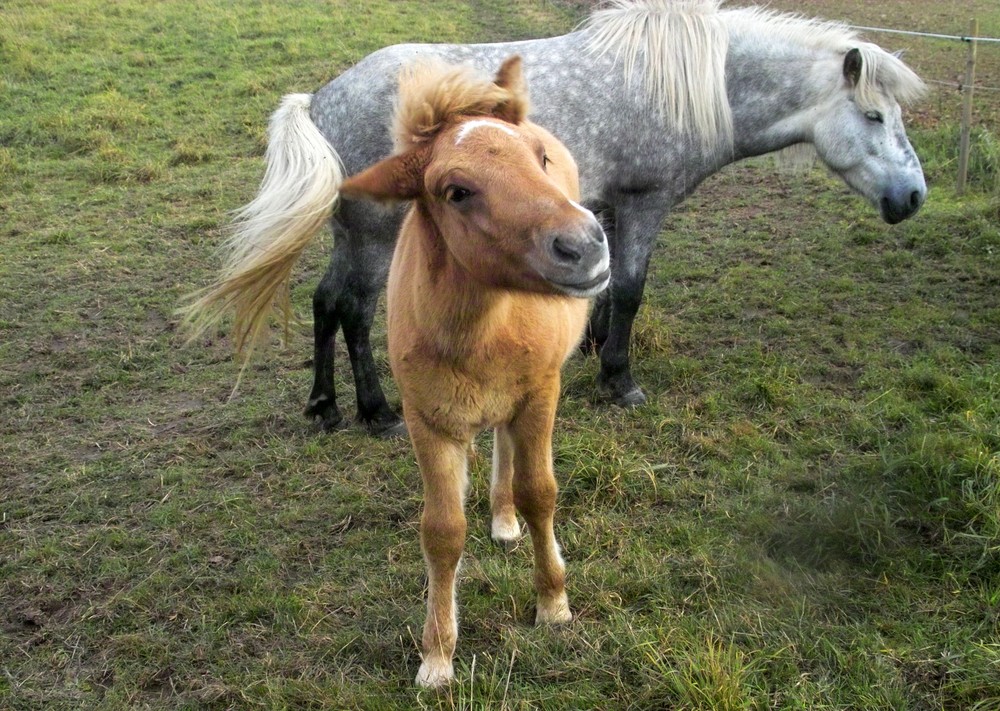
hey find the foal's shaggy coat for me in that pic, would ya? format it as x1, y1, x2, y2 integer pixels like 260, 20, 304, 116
339, 57, 609, 687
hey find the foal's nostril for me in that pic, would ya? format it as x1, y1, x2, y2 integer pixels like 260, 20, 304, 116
591, 222, 606, 244
551, 235, 583, 264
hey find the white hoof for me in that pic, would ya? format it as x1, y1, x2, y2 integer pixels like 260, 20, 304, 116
535, 592, 572, 625
491, 515, 522, 544
416, 657, 454, 689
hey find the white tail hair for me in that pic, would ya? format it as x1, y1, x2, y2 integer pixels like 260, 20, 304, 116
180, 93, 344, 374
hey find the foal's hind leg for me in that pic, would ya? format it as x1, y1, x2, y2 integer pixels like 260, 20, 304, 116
510, 393, 571, 625
408, 416, 469, 688
489, 426, 521, 545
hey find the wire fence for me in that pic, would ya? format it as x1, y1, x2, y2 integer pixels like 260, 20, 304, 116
849, 25, 1000, 44
850, 23, 1000, 95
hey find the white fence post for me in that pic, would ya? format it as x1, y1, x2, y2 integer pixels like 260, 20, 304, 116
957, 18, 979, 195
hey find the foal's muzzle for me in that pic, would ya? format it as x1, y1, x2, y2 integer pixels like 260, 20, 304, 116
536, 219, 610, 298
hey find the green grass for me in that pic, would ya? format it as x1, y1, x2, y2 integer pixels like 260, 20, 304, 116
2, 1, 999, 708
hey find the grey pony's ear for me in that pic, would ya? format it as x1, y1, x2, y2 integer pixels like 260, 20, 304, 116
892, 49, 906, 60
843, 47, 863, 87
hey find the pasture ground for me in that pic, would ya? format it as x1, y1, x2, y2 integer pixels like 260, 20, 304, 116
2, 1, 998, 708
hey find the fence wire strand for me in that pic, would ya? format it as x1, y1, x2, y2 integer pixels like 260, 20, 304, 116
850, 24, 1000, 93
850, 25, 1000, 44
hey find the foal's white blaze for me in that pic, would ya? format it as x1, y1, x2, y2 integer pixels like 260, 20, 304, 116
454, 119, 519, 145
570, 200, 612, 280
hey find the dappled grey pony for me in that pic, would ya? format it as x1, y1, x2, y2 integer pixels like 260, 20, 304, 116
185, 0, 927, 436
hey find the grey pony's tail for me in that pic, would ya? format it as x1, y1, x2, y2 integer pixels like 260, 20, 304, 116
180, 93, 345, 374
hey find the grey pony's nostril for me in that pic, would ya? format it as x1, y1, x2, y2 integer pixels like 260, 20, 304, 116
551, 235, 583, 264
910, 190, 921, 209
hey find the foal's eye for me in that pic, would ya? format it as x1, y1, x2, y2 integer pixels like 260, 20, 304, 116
864, 110, 884, 124
445, 186, 474, 204
542, 153, 550, 170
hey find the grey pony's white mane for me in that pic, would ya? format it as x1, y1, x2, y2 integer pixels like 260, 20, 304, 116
585, 0, 732, 150
584, 1, 927, 152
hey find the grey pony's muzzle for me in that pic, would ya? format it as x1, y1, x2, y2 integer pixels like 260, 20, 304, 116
880, 180, 926, 224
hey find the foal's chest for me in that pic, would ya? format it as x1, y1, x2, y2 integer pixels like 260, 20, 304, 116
395, 329, 564, 438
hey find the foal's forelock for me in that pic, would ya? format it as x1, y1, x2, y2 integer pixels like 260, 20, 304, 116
392, 61, 529, 152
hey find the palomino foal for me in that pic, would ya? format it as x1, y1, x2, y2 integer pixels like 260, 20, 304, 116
339, 56, 609, 688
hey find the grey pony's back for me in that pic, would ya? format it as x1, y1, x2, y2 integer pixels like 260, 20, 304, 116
308, 33, 668, 214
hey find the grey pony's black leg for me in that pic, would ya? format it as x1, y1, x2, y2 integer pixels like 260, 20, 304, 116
306, 235, 348, 431
336, 203, 404, 438
341, 275, 405, 438
583, 290, 611, 355
305, 215, 402, 436
306, 206, 403, 438
596, 197, 667, 407
581, 206, 614, 355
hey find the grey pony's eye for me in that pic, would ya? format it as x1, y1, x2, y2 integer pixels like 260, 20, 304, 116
864, 110, 884, 124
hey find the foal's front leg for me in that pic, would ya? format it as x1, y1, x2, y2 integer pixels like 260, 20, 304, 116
408, 416, 470, 688
510, 393, 572, 625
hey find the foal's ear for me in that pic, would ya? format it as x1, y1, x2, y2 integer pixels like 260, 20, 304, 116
492, 55, 529, 124
340, 145, 431, 203
843, 48, 863, 87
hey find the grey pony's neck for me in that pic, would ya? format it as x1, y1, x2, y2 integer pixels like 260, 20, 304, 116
328, 24, 839, 203
725, 29, 833, 162
524, 26, 834, 198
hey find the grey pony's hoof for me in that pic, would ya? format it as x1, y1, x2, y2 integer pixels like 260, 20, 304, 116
613, 386, 647, 408
306, 398, 349, 432
596, 370, 647, 408
369, 417, 408, 440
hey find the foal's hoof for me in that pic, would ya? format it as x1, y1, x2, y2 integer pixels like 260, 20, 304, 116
491, 516, 522, 549
535, 592, 573, 625
416, 657, 454, 689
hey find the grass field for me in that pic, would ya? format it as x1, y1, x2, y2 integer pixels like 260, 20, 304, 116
2, 1, 998, 708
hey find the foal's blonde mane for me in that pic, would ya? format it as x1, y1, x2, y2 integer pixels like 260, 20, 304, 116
392, 60, 529, 152
585, 0, 926, 150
